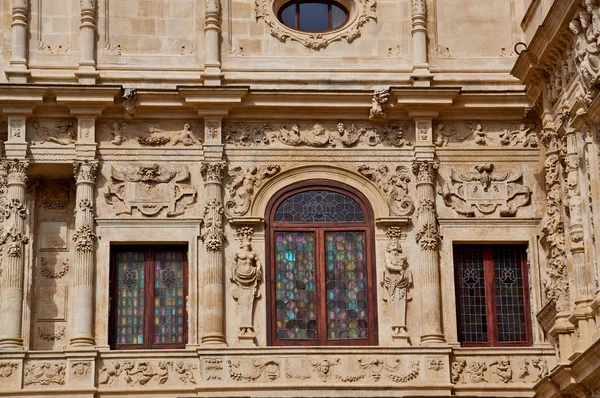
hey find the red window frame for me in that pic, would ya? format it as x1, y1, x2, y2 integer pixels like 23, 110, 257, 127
454, 245, 533, 347
109, 245, 188, 350
265, 180, 378, 346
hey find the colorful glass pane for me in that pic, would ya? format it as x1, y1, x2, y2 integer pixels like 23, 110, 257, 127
455, 248, 488, 343
274, 190, 365, 223
115, 251, 145, 345
494, 249, 527, 342
154, 250, 186, 344
274, 231, 317, 339
325, 231, 368, 339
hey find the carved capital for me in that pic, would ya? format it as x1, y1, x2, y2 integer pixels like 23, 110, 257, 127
412, 160, 438, 185
3, 159, 29, 185
80, 0, 96, 12
11, 0, 28, 12
73, 161, 98, 184
201, 162, 225, 183
411, 0, 426, 17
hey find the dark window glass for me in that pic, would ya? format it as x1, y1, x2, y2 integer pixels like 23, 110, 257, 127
454, 245, 531, 347
299, 2, 329, 32
278, 1, 349, 32
111, 246, 187, 349
274, 190, 365, 223
280, 5, 297, 29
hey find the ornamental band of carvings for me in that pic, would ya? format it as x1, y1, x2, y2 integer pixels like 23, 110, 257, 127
254, 0, 376, 49
287, 358, 420, 383
225, 122, 412, 148
31, 121, 76, 146
105, 164, 197, 217
228, 359, 280, 382
98, 361, 197, 387
24, 362, 66, 386
451, 358, 548, 384
98, 122, 203, 147
231, 226, 263, 340
439, 163, 532, 217
225, 165, 280, 216
380, 226, 412, 344
357, 164, 415, 216
433, 122, 537, 148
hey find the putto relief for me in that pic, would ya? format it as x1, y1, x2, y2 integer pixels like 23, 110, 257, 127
432, 122, 538, 148
29, 121, 77, 146
225, 164, 281, 216
357, 164, 415, 216
451, 357, 550, 385
97, 122, 204, 147
224, 122, 413, 148
98, 360, 198, 388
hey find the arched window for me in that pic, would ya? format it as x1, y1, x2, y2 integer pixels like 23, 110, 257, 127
278, 0, 349, 32
266, 181, 377, 346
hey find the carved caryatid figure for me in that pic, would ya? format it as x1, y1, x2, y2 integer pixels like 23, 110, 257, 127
225, 165, 280, 216
231, 226, 263, 343
380, 227, 412, 345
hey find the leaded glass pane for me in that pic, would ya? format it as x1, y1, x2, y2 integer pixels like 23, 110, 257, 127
154, 250, 185, 344
455, 248, 488, 343
494, 249, 527, 342
325, 231, 369, 339
274, 190, 365, 223
115, 251, 145, 345
275, 231, 317, 339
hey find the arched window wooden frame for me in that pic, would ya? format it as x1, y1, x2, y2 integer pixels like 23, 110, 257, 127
265, 180, 378, 346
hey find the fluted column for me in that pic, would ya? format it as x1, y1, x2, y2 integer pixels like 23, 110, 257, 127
410, 0, 432, 86
204, 0, 222, 85
200, 162, 227, 345
70, 161, 98, 347
412, 160, 445, 344
0, 159, 29, 349
564, 127, 596, 356
6, 0, 30, 82
77, 0, 99, 84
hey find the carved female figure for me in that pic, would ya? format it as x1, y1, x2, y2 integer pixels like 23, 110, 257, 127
381, 239, 413, 342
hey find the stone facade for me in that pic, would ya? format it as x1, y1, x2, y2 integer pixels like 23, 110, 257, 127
0, 0, 595, 397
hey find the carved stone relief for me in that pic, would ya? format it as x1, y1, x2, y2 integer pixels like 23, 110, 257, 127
225, 164, 280, 216
380, 226, 412, 345
433, 122, 538, 148
225, 122, 413, 148
439, 163, 532, 217
0, 362, 19, 383
39, 257, 69, 279
122, 89, 137, 119
97, 122, 203, 147
105, 164, 197, 217
202, 358, 223, 381
71, 361, 92, 379
254, 0, 376, 49
98, 360, 198, 387
451, 358, 547, 384
357, 164, 415, 216
228, 359, 280, 382
38, 326, 66, 341
369, 89, 390, 121
30, 121, 76, 146
568, 3, 600, 101
24, 362, 66, 386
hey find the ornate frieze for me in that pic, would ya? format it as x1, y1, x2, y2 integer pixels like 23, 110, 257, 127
225, 164, 280, 216
105, 164, 197, 217
97, 122, 203, 147
439, 163, 532, 217
225, 122, 413, 148
357, 164, 415, 216
30, 121, 76, 146
451, 357, 548, 385
228, 359, 280, 382
254, 0, 376, 49
98, 360, 198, 387
24, 362, 66, 386
433, 122, 538, 148
231, 226, 262, 342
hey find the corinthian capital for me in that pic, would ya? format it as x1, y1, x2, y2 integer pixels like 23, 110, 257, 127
411, 160, 438, 185
3, 159, 29, 185
411, 0, 426, 16
12, 0, 28, 11
200, 162, 225, 183
73, 161, 99, 184
80, 0, 95, 11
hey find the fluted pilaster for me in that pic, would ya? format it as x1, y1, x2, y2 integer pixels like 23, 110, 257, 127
412, 160, 445, 344
200, 162, 227, 345
70, 161, 98, 346
0, 159, 29, 349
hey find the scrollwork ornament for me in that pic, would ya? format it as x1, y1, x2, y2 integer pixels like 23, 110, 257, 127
358, 164, 415, 216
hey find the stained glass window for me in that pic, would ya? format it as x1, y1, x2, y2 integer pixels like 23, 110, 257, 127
112, 246, 187, 349
454, 245, 531, 347
270, 186, 375, 346
274, 190, 365, 223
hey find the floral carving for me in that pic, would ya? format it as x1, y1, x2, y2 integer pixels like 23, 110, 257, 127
71, 361, 91, 378
40, 258, 69, 278
137, 135, 171, 146
73, 224, 96, 253
254, 0, 376, 49
231, 226, 263, 339
381, 226, 412, 342
200, 162, 225, 183
24, 362, 66, 385
202, 199, 224, 252
0, 362, 18, 380
415, 222, 440, 251
228, 359, 280, 382
38, 326, 66, 341
105, 165, 196, 217
358, 164, 415, 216
225, 165, 280, 216
439, 163, 532, 217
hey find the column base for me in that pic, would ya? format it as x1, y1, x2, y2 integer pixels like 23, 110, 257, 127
5, 68, 30, 83
201, 333, 228, 346
69, 335, 96, 347
420, 333, 446, 345
0, 336, 24, 350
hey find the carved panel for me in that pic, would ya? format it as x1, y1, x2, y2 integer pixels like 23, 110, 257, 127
97, 122, 203, 147
24, 361, 66, 386
29, 121, 77, 146
433, 122, 538, 148
105, 164, 197, 217
38, 221, 69, 251
439, 163, 532, 217
98, 360, 198, 387
0, 362, 20, 387
225, 164, 280, 216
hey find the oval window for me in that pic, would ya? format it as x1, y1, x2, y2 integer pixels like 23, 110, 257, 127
278, 1, 349, 32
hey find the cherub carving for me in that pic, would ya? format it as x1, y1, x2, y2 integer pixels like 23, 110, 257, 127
531, 358, 548, 381
451, 360, 466, 384
491, 359, 512, 383
358, 164, 415, 216
172, 123, 201, 146
499, 123, 538, 147
108, 122, 126, 145
225, 165, 281, 216
472, 124, 487, 145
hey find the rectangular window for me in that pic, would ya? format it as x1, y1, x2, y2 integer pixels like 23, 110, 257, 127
454, 245, 531, 347
111, 246, 187, 349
